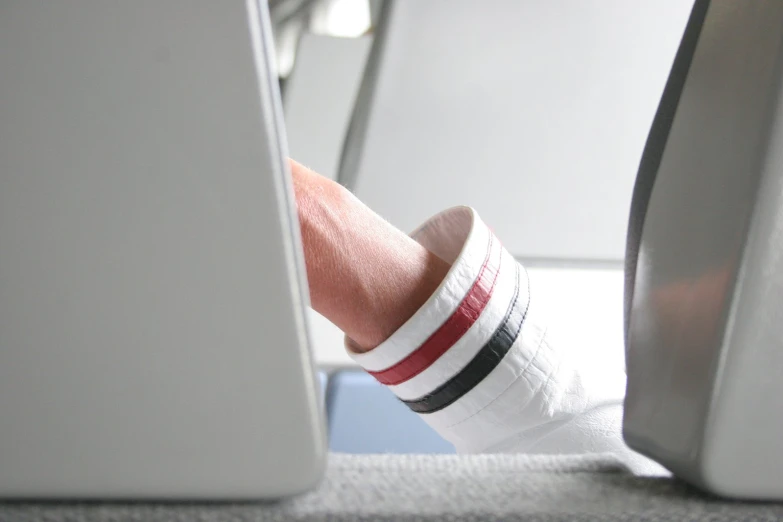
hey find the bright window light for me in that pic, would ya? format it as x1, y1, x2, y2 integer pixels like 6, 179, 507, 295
311, 0, 371, 38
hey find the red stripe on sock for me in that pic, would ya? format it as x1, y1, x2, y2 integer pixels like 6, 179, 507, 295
369, 235, 502, 386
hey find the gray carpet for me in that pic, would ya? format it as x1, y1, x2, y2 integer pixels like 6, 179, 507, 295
2, 453, 783, 521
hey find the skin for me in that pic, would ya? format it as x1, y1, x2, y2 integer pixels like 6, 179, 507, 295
289, 159, 450, 352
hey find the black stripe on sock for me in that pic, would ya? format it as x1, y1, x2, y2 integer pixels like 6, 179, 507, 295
403, 264, 530, 414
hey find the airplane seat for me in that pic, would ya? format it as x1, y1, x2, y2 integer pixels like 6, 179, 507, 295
339, 0, 692, 262
623, 0, 783, 500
